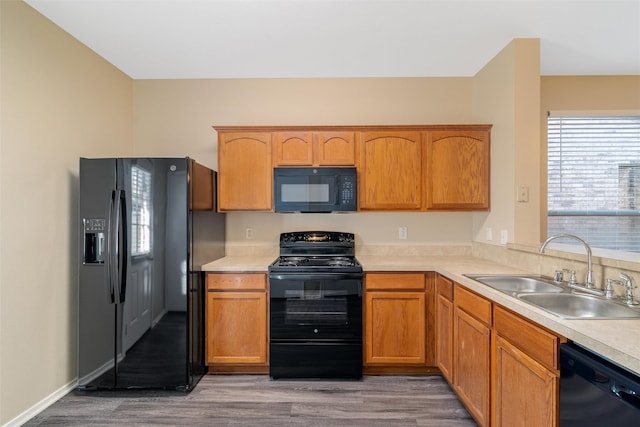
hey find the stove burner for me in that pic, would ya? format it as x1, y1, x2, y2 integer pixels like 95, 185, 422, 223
277, 256, 308, 267
328, 257, 354, 267
278, 260, 300, 267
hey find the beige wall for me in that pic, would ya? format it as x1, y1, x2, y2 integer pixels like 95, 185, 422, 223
133, 78, 478, 248
471, 39, 541, 247
0, 1, 133, 424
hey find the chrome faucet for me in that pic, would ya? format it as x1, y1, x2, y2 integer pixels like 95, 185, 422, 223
539, 234, 595, 289
619, 273, 638, 306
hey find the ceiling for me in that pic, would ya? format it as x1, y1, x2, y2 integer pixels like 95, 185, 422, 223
24, 0, 640, 79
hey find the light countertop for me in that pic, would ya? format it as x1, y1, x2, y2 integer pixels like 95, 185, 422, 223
202, 254, 640, 376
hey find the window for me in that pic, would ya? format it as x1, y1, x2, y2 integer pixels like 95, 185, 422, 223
131, 165, 152, 256
547, 114, 640, 252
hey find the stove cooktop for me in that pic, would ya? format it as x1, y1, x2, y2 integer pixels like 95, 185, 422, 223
269, 256, 362, 273
270, 231, 362, 273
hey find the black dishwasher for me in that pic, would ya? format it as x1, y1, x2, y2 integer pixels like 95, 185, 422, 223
560, 342, 640, 426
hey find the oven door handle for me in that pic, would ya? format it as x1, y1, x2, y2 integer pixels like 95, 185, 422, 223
269, 273, 363, 281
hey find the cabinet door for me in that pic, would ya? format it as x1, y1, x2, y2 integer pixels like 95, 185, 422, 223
493, 335, 558, 427
359, 131, 423, 210
454, 307, 491, 427
426, 130, 490, 210
206, 291, 267, 365
316, 131, 356, 166
190, 160, 215, 211
218, 132, 272, 211
435, 276, 454, 383
365, 291, 426, 365
274, 131, 313, 166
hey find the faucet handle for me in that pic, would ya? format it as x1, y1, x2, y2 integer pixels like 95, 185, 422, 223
563, 269, 577, 285
553, 270, 564, 283
619, 273, 638, 306
605, 278, 624, 299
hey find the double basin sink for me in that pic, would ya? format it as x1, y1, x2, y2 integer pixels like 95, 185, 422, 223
465, 275, 640, 319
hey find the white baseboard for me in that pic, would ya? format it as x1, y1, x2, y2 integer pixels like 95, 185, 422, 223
3, 379, 77, 427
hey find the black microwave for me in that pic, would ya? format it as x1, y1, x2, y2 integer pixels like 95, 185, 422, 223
273, 167, 357, 213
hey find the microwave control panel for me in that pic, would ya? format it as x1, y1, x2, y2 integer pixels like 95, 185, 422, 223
340, 176, 356, 207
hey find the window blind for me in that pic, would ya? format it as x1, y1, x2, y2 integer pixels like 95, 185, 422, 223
547, 115, 640, 252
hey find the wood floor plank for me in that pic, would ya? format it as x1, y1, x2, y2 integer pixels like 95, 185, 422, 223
25, 375, 477, 426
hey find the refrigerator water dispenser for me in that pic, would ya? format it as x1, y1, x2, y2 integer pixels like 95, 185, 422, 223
83, 218, 105, 264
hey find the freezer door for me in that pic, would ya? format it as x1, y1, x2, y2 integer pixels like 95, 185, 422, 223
78, 158, 119, 388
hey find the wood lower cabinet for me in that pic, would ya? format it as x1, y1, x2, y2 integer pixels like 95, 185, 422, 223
442, 280, 565, 427
217, 131, 272, 211
492, 306, 563, 427
453, 284, 492, 427
206, 273, 268, 372
435, 274, 454, 383
364, 273, 435, 373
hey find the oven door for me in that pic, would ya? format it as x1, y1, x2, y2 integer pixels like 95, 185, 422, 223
269, 273, 362, 342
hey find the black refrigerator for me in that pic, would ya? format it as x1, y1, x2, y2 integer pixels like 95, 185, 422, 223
77, 157, 225, 391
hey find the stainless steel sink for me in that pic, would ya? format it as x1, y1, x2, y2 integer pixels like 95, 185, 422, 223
517, 293, 640, 319
467, 275, 564, 294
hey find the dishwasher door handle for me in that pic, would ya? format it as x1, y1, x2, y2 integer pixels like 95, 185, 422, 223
612, 383, 640, 410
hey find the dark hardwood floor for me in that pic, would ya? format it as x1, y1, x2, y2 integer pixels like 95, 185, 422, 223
26, 375, 476, 426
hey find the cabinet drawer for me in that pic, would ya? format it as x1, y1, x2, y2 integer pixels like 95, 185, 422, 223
454, 284, 491, 326
207, 273, 267, 291
366, 273, 425, 290
436, 275, 453, 301
494, 306, 561, 371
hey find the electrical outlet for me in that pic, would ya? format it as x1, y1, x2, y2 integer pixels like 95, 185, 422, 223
486, 227, 493, 241
500, 229, 508, 244
245, 227, 254, 240
517, 186, 529, 202
399, 226, 408, 240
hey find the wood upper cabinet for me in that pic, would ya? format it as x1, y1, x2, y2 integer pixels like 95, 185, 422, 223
205, 273, 268, 368
453, 284, 492, 427
273, 131, 356, 166
359, 131, 423, 210
274, 131, 313, 166
364, 273, 428, 366
492, 306, 563, 427
435, 274, 454, 383
315, 131, 357, 165
215, 125, 491, 212
426, 128, 490, 210
189, 159, 215, 211
217, 131, 272, 211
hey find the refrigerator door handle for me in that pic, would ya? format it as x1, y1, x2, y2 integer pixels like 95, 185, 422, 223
106, 190, 117, 304
116, 189, 128, 304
